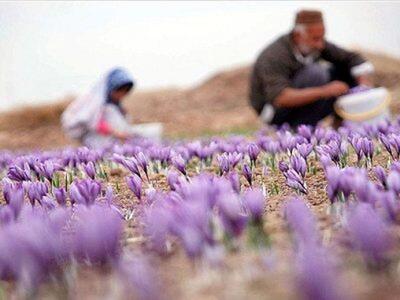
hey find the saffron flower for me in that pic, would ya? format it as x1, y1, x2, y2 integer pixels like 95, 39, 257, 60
53, 187, 67, 206
247, 143, 260, 166
347, 203, 393, 269
69, 179, 102, 206
242, 163, 253, 186
82, 161, 96, 179
2, 181, 24, 218
118, 255, 161, 300
227, 171, 241, 194
26, 181, 49, 206
284, 197, 317, 246
284, 169, 307, 194
7, 164, 31, 182
126, 174, 143, 200
72, 204, 123, 264
296, 142, 313, 159
290, 154, 307, 178
296, 245, 342, 300
171, 154, 187, 176
242, 188, 265, 222
217, 193, 247, 238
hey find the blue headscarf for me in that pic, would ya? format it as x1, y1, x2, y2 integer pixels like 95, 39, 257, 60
106, 68, 134, 105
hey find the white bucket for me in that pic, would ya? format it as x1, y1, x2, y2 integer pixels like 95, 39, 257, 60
129, 122, 164, 142
334, 87, 391, 125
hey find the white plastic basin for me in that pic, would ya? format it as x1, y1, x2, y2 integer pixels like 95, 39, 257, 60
335, 87, 391, 125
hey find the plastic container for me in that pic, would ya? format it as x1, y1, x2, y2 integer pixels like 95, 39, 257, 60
129, 122, 164, 142
334, 87, 391, 125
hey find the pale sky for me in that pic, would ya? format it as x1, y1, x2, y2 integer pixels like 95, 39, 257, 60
0, 1, 399, 111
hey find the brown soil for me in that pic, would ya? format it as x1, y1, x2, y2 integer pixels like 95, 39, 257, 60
1, 51, 399, 150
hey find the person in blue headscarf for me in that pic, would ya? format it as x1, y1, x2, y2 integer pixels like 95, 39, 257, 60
61, 68, 163, 148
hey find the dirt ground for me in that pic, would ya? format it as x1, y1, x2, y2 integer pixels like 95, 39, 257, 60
0, 51, 399, 150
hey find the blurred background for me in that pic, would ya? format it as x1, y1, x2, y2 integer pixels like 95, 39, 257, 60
0, 1, 400, 149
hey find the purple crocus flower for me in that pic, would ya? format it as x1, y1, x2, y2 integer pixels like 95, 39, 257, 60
279, 131, 297, 153
373, 166, 387, 188
228, 152, 243, 169
318, 139, 346, 165
40, 196, 57, 210
34, 160, 63, 182
217, 153, 230, 174
319, 154, 334, 170
325, 166, 356, 203
0, 206, 14, 225
2, 181, 24, 218
69, 179, 102, 206
0, 209, 69, 289
347, 203, 393, 268
226, 171, 241, 194
296, 245, 342, 300
113, 154, 141, 178
7, 164, 31, 182
386, 170, 400, 194
242, 188, 265, 222
389, 134, 400, 158
297, 124, 313, 142
296, 143, 313, 159
217, 193, 247, 238
242, 163, 253, 186
379, 191, 400, 223
82, 161, 96, 179
26, 181, 49, 206
259, 138, 280, 154
105, 185, 115, 205
390, 161, 400, 174
166, 170, 182, 191
314, 127, 326, 143
247, 143, 261, 165
118, 255, 161, 300
361, 137, 374, 161
53, 187, 67, 206
166, 195, 214, 259
126, 174, 143, 200
136, 152, 149, 178
379, 133, 393, 158
158, 147, 172, 165
103, 186, 123, 217
143, 203, 172, 255
353, 179, 380, 206
290, 154, 307, 178
72, 204, 123, 264
285, 169, 307, 194
171, 155, 187, 176
284, 197, 317, 245
278, 161, 289, 173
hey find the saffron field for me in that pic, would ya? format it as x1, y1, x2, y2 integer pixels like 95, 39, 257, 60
1, 121, 400, 299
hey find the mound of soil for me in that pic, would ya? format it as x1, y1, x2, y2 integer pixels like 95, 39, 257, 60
0, 51, 399, 150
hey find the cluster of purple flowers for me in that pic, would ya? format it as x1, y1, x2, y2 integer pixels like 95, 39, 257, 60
279, 160, 307, 194
142, 174, 267, 260
1, 116, 400, 297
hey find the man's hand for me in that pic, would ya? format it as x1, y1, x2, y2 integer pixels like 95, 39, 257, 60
274, 81, 349, 108
320, 81, 349, 98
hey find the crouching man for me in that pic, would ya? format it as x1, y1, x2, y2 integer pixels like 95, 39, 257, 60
249, 9, 374, 127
